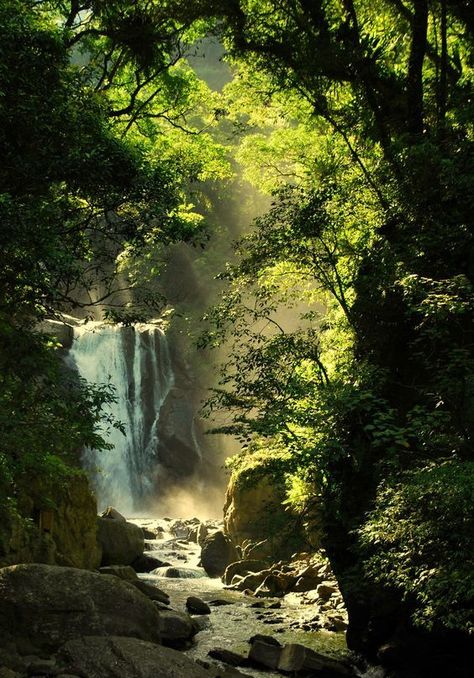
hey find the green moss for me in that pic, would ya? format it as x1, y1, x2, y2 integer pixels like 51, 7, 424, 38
226, 439, 292, 491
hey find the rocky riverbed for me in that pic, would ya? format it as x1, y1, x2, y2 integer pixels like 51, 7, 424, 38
0, 511, 379, 678
128, 516, 367, 677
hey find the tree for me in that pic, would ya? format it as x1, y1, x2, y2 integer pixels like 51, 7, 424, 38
0, 0, 225, 531
193, 1, 474, 669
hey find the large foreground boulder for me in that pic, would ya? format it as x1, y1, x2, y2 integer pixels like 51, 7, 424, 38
97, 514, 144, 566
200, 531, 239, 578
58, 636, 209, 678
0, 564, 161, 653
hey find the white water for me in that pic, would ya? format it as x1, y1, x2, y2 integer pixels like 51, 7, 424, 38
69, 321, 174, 513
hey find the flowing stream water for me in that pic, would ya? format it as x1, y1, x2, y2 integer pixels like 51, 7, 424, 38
130, 518, 352, 678
69, 321, 174, 514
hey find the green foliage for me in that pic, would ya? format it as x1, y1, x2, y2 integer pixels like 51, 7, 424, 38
0, 0, 226, 524
225, 438, 293, 490
193, 0, 474, 640
358, 460, 474, 633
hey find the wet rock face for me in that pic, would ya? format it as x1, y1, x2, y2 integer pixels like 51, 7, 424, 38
200, 531, 239, 578
0, 564, 161, 653
156, 387, 202, 478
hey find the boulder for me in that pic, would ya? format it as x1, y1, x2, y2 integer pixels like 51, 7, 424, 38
143, 528, 158, 539
159, 610, 198, 647
99, 565, 137, 581
325, 611, 348, 632
249, 634, 282, 647
152, 566, 205, 579
99, 570, 170, 603
223, 559, 269, 585
0, 564, 161, 653
248, 640, 353, 676
206, 669, 249, 678
207, 648, 248, 667
169, 519, 192, 539
248, 640, 281, 670
58, 636, 210, 678
293, 573, 324, 592
133, 580, 170, 605
233, 571, 268, 592
186, 596, 211, 615
189, 523, 209, 546
254, 573, 296, 597
37, 319, 74, 349
101, 506, 126, 522
317, 581, 338, 601
224, 472, 308, 559
200, 531, 239, 578
97, 516, 144, 566
131, 554, 166, 573
277, 643, 353, 676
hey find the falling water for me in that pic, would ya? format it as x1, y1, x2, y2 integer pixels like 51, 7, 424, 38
69, 321, 174, 514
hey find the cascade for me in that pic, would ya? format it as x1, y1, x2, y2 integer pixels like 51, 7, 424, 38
69, 321, 174, 514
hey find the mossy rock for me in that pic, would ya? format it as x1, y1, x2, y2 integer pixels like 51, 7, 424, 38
0, 474, 101, 570
224, 471, 306, 560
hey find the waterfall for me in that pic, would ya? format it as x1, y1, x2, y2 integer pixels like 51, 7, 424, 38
69, 321, 174, 514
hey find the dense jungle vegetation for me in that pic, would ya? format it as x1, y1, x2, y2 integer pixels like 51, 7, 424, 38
0, 0, 473, 673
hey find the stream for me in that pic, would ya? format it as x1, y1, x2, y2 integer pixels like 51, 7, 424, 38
129, 517, 353, 677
